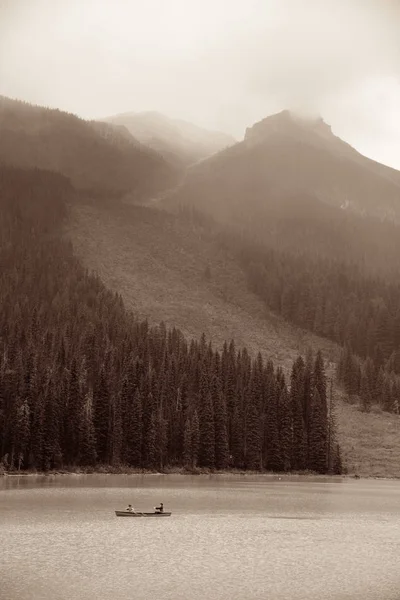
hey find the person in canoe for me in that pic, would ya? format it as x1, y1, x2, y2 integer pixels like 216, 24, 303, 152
155, 503, 164, 513
126, 504, 135, 513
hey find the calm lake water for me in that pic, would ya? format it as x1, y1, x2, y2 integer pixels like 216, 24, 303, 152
1, 474, 400, 600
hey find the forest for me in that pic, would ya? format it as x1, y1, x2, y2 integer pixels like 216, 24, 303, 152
0, 166, 341, 474
236, 236, 400, 414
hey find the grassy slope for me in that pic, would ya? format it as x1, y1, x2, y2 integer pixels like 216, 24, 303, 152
69, 200, 337, 367
338, 397, 400, 478
68, 199, 400, 477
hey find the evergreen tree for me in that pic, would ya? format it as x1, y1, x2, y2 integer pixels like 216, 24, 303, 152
230, 403, 244, 468
79, 389, 97, 466
199, 391, 215, 468
127, 388, 142, 467
93, 369, 110, 463
290, 357, 307, 470
214, 392, 229, 470
360, 371, 372, 413
308, 389, 328, 474
183, 417, 192, 467
326, 379, 338, 474
155, 407, 168, 470
14, 398, 30, 470
191, 410, 200, 467
278, 385, 292, 472
145, 411, 157, 469
264, 377, 281, 471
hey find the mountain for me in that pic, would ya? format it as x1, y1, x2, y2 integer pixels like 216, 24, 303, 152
170, 109, 400, 225
69, 195, 400, 477
0, 96, 178, 198
2, 97, 400, 477
102, 111, 236, 167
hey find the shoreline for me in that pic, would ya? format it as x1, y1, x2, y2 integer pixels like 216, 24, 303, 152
0, 467, 396, 481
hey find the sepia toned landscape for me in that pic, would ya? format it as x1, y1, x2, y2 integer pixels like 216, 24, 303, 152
1, 1, 400, 599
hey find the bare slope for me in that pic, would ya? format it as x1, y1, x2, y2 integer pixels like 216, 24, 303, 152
69, 199, 337, 368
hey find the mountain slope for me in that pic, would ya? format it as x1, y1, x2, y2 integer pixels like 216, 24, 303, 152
68, 197, 400, 477
69, 198, 338, 367
170, 110, 400, 224
0, 96, 178, 198
103, 111, 236, 167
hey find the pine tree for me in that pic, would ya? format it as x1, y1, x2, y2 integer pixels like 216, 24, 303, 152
183, 417, 192, 467
278, 385, 292, 472
326, 379, 338, 474
93, 369, 110, 463
230, 403, 244, 468
313, 351, 327, 414
245, 361, 263, 470
127, 388, 142, 467
264, 376, 281, 471
14, 398, 30, 470
303, 349, 314, 458
199, 391, 215, 468
360, 371, 372, 413
214, 391, 229, 470
145, 411, 157, 469
308, 389, 328, 474
155, 407, 168, 470
64, 359, 82, 464
42, 379, 62, 471
30, 391, 45, 470
333, 443, 343, 475
290, 357, 307, 470
79, 389, 97, 466
245, 389, 262, 470
191, 410, 200, 467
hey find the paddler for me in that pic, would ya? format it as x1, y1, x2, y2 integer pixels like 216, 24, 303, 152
155, 502, 164, 513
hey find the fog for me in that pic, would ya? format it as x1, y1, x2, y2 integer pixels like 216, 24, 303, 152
1, 0, 400, 167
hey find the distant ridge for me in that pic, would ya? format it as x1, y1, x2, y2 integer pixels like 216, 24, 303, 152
169, 109, 400, 224
102, 110, 236, 167
0, 96, 178, 198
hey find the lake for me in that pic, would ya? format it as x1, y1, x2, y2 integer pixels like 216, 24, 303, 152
1, 474, 399, 600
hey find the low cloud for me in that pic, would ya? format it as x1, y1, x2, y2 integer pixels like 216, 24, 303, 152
1, 0, 400, 166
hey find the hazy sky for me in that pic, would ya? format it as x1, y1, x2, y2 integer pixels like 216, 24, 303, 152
1, 0, 400, 168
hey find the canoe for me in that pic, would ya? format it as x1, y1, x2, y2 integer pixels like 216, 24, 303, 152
115, 511, 172, 517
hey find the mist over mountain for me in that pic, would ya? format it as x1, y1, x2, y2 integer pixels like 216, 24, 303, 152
103, 111, 236, 167
0, 96, 178, 198
1, 93, 400, 479
171, 109, 400, 226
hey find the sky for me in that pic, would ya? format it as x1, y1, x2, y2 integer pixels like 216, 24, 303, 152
1, 0, 400, 168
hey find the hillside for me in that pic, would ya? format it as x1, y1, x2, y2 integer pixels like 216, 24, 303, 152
2, 98, 400, 477
0, 165, 339, 475
67, 196, 400, 477
103, 111, 236, 167
170, 110, 400, 226
69, 198, 338, 367
0, 96, 178, 198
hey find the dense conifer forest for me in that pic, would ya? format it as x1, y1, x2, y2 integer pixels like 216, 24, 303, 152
236, 238, 400, 414
0, 166, 341, 474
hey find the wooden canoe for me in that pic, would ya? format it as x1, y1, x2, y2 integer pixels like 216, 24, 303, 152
115, 511, 172, 517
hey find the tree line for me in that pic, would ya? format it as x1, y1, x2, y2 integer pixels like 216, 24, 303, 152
336, 344, 400, 414
233, 239, 400, 414
0, 166, 341, 474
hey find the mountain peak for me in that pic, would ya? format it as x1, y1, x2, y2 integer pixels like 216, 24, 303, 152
244, 110, 333, 145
